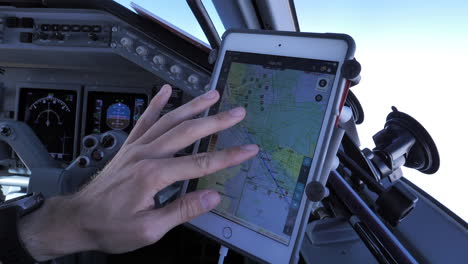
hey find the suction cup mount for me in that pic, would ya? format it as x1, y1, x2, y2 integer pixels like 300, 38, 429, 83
354, 107, 440, 226
372, 107, 440, 177
345, 90, 364, 125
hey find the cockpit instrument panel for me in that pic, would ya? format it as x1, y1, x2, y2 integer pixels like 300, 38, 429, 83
17, 86, 80, 162
1, 3, 211, 166
83, 88, 149, 136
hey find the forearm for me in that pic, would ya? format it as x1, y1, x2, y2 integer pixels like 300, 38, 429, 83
18, 196, 94, 262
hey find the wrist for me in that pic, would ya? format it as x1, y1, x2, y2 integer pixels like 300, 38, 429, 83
18, 195, 95, 262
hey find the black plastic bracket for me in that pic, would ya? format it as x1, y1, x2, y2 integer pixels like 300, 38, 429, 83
341, 58, 362, 87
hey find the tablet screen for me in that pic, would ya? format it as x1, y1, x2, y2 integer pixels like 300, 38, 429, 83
196, 51, 338, 244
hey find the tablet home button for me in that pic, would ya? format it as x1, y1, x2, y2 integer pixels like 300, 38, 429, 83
223, 227, 232, 239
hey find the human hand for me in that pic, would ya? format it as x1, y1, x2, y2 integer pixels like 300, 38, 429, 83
19, 85, 259, 261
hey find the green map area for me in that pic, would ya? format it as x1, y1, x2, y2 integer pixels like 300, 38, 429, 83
197, 62, 334, 243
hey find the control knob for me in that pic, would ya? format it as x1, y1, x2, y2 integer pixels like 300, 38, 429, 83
101, 135, 115, 148
83, 137, 97, 149
187, 74, 200, 84
136, 46, 149, 56
120, 37, 133, 48
77, 157, 89, 168
91, 150, 104, 162
153, 55, 166, 65
170, 65, 183, 75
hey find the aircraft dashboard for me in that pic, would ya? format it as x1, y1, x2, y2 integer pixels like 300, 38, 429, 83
0, 3, 211, 165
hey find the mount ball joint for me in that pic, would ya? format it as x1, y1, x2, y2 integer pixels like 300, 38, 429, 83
370, 107, 440, 180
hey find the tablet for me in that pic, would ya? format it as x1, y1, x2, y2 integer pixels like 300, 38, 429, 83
183, 30, 355, 264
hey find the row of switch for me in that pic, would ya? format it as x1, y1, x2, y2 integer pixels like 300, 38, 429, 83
20, 31, 100, 43
120, 37, 200, 85
40, 24, 102, 33
4, 18, 102, 34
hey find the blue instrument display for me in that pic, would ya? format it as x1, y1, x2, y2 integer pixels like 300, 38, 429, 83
106, 102, 131, 130
85, 92, 147, 135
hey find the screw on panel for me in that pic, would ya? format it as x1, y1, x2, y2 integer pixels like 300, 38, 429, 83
110, 42, 117, 48
112, 26, 118, 32
0, 126, 11, 137
78, 157, 88, 168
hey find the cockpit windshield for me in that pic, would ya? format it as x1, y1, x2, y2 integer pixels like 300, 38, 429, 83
113, 0, 468, 221
113, 0, 225, 45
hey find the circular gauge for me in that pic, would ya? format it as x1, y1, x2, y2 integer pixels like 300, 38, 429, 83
29, 96, 71, 128
21, 90, 77, 162
106, 103, 131, 130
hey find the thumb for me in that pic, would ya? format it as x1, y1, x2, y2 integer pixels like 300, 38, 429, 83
156, 190, 220, 230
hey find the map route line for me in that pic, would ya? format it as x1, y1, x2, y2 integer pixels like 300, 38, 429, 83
228, 80, 257, 92
239, 125, 292, 206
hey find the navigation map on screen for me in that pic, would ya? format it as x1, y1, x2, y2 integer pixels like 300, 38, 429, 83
196, 51, 338, 244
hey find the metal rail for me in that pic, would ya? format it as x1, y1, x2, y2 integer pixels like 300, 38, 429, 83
328, 170, 418, 264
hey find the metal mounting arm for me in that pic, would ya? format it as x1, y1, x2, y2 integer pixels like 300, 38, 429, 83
187, 0, 221, 50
